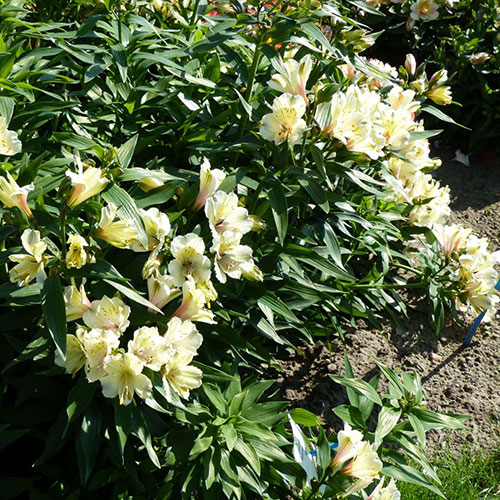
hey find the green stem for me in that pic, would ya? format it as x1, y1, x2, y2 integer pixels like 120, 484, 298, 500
190, 0, 201, 26
346, 281, 428, 290
60, 206, 67, 262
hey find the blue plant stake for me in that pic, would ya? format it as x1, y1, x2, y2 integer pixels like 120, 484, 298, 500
464, 276, 500, 346
310, 442, 338, 457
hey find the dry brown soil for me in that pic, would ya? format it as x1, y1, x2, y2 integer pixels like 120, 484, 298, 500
271, 147, 500, 454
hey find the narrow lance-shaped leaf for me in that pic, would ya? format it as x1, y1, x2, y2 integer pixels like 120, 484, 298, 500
41, 275, 67, 358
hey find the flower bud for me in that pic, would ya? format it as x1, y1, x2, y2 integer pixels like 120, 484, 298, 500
136, 177, 165, 192
470, 52, 491, 65
405, 54, 417, 76
409, 79, 426, 94
427, 86, 452, 105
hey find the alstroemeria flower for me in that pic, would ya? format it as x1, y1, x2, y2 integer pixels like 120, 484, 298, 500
9, 229, 47, 287
147, 274, 181, 311
64, 281, 92, 321
66, 163, 109, 208
130, 207, 170, 252
136, 177, 164, 192
54, 329, 86, 376
332, 422, 364, 467
205, 191, 253, 236
128, 326, 171, 371
0, 171, 33, 217
172, 278, 215, 323
168, 233, 211, 287
192, 158, 226, 211
366, 477, 401, 500
95, 203, 138, 249
163, 317, 203, 355
268, 54, 313, 103
410, 0, 439, 20
82, 295, 131, 334
100, 352, 152, 405
210, 230, 258, 283
66, 234, 94, 269
342, 441, 383, 480
0, 117, 22, 156
259, 93, 307, 145
162, 351, 202, 401
82, 328, 120, 382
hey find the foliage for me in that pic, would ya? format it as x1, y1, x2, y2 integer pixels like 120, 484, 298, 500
0, 0, 494, 498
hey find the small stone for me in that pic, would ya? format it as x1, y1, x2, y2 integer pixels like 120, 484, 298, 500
430, 352, 443, 362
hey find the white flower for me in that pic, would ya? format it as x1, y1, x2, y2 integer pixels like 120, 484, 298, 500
367, 477, 401, 500
100, 352, 152, 405
54, 331, 86, 376
268, 55, 313, 103
432, 224, 472, 259
95, 203, 138, 249
205, 191, 253, 236
259, 93, 307, 146
193, 158, 226, 211
0, 117, 22, 156
163, 317, 203, 355
342, 440, 382, 480
147, 274, 181, 310
332, 423, 364, 467
66, 163, 109, 208
379, 105, 414, 150
131, 207, 171, 252
66, 234, 94, 269
0, 171, 33, 217
82, 295, 131, 334
386, 86, 420, 114
168, 233, 211, 287
210, 230, 257, 283
162, 351, 202, 401
82, 328, 120, 382
9, 229, 47, 287
64, 281, 91, 321
135, 177, 164, 192
128, 326, 171, 371
172, 278, 215, 323
410, 0, 439, 20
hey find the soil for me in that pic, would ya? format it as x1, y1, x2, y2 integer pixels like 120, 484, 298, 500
271, 145, 500, 454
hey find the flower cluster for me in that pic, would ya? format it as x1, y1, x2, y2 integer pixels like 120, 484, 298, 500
4, 150, 262, 406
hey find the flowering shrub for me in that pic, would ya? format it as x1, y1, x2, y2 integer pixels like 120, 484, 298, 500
335, 0, 500, 150
0, 0, 492, 497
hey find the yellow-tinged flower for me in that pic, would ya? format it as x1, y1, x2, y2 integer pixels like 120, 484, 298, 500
432, 223, 472, 259
66, 234, 94, 269
147, 274, 181, 311
210, 230, 257, 283
332, 423, 364, 467
66, 163, 109, 208
0, 171, 33, 217
367, 477, 401, 500
100, 352, 152, 405
82, 295, 131, 334
268, 55, 313, 103
54, 331, 86, 376
82, 328, 120, 382
95, 203, 138, 249
131, 207, 170, 252
342, 441, 382, 480
136, 177, 164, 192
162, 351, 202, 401
64, 281, 91, 321
196, 279, 218, 302
9, 229, 47, 287
205, 191, 253, 236
193, 158, 226, 211
164, 317, 203, 355
172, 278, 215, 323
427, 86, 452, 105
410, 0, 439, 20
260, 93, 307, 146
0, 117, 22, 156
168, 233, 211, 287
128, 326, 171, 371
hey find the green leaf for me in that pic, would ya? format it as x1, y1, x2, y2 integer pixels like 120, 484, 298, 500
257, 293, 299, 324
76, 406, 102, 485
234, 438, 260, 475
267, 181, 288, 246
421, 105, 469, 129
41, 275, 67, 358
289, 408, 323, 427
330, 375, 382, 406
383, 464, 445, 498
410, 408, 468, 430
323, 222, 344, 269
103, 278, 163, 314
298, 176, 329, 213
408, 413, 426, 448
116, 135, 138, 169
374, 406, 401, 447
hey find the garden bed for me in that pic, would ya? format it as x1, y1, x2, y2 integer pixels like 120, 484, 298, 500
275, 148, 500, 453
